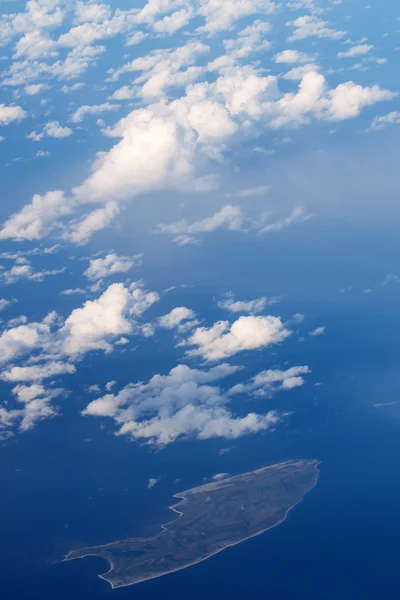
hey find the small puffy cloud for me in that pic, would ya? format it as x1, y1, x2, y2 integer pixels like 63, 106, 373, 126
287, 16, 346, 41
1, 361, 76, 383
211, 472, 229, 481
230, 365, 311, 397
187, 315, 291, 362
159, 306, 197, 330
218, 292, 278, 314
84, 253, 140, 281
369, 111, 400, 131
0, 104, 26, 125
125, 30, 148, 46
2, 263, 64, 284
338, 44, 373, 58
325, 81, 396, 121
60, 288, 86, 296
60, 282, 159, 357
109, 85, 134, 101
309, 326, 325, 336
0, 190, 72, 241
197, 0, 278, 34
0, 320, 49, 364
65, 201, 120, 245
24, 83, 47, 95
0, 298, 16, 312
70, 102, 120, 123
44, 120, 73, 138
147, 477, 159, 489
273, 49, 313, 64
60, 82, 85, 93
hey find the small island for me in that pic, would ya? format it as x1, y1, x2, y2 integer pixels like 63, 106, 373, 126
65, 459, 320, 589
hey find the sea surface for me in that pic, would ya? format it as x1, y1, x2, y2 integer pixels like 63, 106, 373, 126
2, 225, 400, 599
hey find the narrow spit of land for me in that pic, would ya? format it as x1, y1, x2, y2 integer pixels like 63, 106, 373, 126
65, 459, 320, 589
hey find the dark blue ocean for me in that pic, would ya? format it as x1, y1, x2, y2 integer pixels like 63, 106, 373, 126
2, 223, 400, 600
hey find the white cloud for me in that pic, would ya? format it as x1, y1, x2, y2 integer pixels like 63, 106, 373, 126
1, 361, 76, 383
0, 299, 16, 312
224, 184, 271, 198
309, 326, 325, 336
24, 83, 47, 95
82, 361, 281, 446
147, 477, 159, 488
153, 8, 193, 34
159, 306, 197, 330
259, 206, 311, 233
2, 263, 64, 284
44, 120, 73, 138
197, 0, 278, 34
84, 253, 140, 281
187, 315, 291, 361
108, 40, 209, 99
119, 405, 280, 446
273, 49, 313, 64
157, 205, 244, 242
0, 190, 71, 241
211, 472, 229, 481
109, 85, 134, 101
338, 44, 373, 58
0, 104, 26, 125
65, 201, 120, 245
60, 288, 86, 296
60, 82, 85, 93
70, 102, 121, 123
230, 365, 311, 397
60, 282, 159, 357
287, 16, 346, 41
0, 320, 50, 364
218, 292, 278, 314
369, 111, 400, 131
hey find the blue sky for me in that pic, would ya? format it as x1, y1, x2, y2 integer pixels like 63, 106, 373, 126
0, 0, 399, 448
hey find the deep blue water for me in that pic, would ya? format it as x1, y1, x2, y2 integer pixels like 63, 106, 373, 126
2, 224, 400, 599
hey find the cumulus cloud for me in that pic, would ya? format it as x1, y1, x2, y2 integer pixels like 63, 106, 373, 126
273, 49, 313, 64
186, 315, 291, 361
287, 16, 346, 41
230, 365, 311, 397
60, 282, 159, 357
84, 253, 141, 281
70, 102, 121, 123
0, 190, 71, 241
0, 319, 50, 364
0, 104, 26, 125
218, 292, 278, 314
0, 299, 16, 312
82, 361, 281, 446
1, 361, 76, 383
147, 477, 159, 488
2, 263, 64, 284
309, 326, 325, 336
158, 306, 197, 331
65, 202, 120, 245
369, 111, 400, 131
27, 120, 72, 141
338, 44, 373, 59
